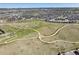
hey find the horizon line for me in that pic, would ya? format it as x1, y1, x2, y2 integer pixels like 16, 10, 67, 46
0, 7, 79, 8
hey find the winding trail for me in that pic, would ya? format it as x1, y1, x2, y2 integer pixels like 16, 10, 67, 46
0, 23, 79, 45
32, 24, 68, 43
32, 24, 79, 44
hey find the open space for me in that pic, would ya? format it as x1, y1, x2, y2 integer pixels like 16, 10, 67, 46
0, 20, 79, 55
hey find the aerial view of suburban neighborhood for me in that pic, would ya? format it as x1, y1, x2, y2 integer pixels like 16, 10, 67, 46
0, 3, 79, 55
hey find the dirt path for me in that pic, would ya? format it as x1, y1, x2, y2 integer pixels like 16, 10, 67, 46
32, 24, 79, 44
32, 25, 68, 43
0, 23, 79, 45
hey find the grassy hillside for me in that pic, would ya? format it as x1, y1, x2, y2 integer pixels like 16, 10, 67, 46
0, 20, 79, 54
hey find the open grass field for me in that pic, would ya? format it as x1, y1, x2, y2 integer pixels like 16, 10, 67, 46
0, 20, 79, 55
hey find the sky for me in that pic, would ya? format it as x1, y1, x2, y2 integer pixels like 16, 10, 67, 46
0, 3, 79, 8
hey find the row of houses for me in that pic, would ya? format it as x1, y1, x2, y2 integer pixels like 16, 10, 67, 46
47, 16, 77, 23
0, 15, 78, 23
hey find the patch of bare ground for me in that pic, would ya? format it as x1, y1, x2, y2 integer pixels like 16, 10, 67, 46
0, 36, 58, 55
